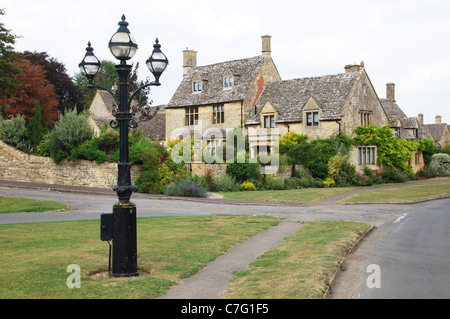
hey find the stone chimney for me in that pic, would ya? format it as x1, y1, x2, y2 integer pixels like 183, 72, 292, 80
183, 49, 197, 77
261, 35, 271, 57
436, 115, 442, 124
418, 113, 424, 125
386, 83, 396, 102
345, 61, 364, 73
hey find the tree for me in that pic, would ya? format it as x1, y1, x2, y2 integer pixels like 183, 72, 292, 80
0, 58, 59, 128
23, 51, 85, 113
24, 101, 45, 152
0, 9, 20, 96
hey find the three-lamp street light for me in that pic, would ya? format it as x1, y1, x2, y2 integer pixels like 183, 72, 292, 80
79, 14, 168, 277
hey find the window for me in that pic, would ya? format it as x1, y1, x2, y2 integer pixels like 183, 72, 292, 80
415, 152, 420, 165
206, 139, 223, 156
185, 107, 198, 126
212, 104, 224, 124
394, 127, 401, 138
264, 115, 275, 128
306, 112, 319, 127
361, 112, 372, 127
223, 76, 233, 89
412, 128, 418, 138
358, 146, 376, 165
193, 80, 202, 93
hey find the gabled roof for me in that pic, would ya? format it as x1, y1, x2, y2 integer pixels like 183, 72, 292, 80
246, 73, 359, 125
423, 123, 449, 145
380, 98, 407, 126
167, 56, 268, 108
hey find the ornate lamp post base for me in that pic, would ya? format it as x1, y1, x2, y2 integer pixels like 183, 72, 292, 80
111, 202, 138, 277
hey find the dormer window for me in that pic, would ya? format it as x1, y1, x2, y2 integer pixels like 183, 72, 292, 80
223, 75, 233, 90
193, 80, 202, 93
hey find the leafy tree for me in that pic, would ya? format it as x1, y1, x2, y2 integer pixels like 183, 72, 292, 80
23, 51, 85, 113
0, 58, 59, 128
0, 9, 20, 96
24, 101, 45, 152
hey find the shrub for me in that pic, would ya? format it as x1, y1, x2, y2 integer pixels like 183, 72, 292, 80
382, 167, 408, 183
226, 161, 261, 183
165, 178, 207, 198
48, 109, 93, 162
313, 178, 325, 188
336, 162, 359, 186
284, 177, 302, 189
216, 175, 240, 192
430, 153, 450, 176
240, 181, 257, 191
68, 139, 107, 164
323, 178, 335, 188
264, 175, 286, 190
0, 114, 26, 150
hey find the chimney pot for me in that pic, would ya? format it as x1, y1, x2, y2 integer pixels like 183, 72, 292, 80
436, 115, 442, 124
386, 82, 396, 102
261, 35, 271, 57
183, 49, 197, 77
418, 113, 424, 125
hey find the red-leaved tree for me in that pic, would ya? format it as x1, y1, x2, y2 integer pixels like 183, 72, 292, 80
0, 58, 59, 128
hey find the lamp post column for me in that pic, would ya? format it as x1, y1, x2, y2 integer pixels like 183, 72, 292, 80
111, 62, 139, 277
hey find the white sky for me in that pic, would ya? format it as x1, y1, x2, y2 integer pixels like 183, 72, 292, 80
2, 0, 450, 124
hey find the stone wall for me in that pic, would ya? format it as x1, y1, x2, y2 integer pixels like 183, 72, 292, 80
0, 140, 140, 189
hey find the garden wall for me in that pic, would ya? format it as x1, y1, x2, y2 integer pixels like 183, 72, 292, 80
0, 140, 140, 189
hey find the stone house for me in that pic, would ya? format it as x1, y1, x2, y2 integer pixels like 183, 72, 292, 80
166, 36, 281, 157
419, 114, 450, 148
246, 62, 394, 173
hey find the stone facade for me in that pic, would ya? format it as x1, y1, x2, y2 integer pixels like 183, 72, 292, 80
0, 140, 140, 189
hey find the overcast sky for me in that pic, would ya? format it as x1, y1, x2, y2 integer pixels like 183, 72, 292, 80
3, 0, 449, 124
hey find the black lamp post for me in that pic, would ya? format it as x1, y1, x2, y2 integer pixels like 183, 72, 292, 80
79, 14, 168, 277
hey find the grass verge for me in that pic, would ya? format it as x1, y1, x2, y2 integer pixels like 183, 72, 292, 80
339, 181, 450, 204
224, 220, 371, 299
0, 196, 68, 214
0, 215, 280, 299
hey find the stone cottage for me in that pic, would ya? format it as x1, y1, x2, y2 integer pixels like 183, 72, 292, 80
166, 36, 281, 157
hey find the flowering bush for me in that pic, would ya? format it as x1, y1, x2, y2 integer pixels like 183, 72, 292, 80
322, 178, 335, 188
165, 178, 207, 198
240, 181, 257, 191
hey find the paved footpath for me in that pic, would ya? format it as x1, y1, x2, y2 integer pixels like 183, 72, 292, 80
159, 220, 302, 299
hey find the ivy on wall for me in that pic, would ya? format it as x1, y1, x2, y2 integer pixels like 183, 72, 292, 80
353, 125, 435, 172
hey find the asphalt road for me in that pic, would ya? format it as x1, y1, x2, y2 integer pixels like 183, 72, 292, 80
0, 186, 409, 226
330, 197, 450, 299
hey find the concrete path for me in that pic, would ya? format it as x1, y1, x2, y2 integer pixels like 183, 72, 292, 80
159, 220, 303, 299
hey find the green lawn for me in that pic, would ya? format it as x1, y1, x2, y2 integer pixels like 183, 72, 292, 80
0, 196, 68, 214
219, 187, 355, 203
0, 216, 371, 299
224, 220, 371, 299
0, 215, 280, 299
339, 181, 450, 204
